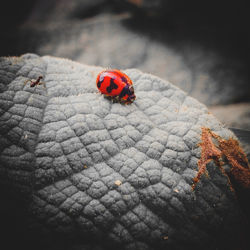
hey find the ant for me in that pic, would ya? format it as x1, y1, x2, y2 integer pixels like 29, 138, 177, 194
24, 76, 45, 88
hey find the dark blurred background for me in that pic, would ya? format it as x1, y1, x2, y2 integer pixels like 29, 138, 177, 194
0, 0, 249, 129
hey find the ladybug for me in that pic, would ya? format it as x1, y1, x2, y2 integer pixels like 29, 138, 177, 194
96, 69, 136, 103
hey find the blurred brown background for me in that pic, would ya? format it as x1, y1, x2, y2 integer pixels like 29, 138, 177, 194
1, 0, 249, 129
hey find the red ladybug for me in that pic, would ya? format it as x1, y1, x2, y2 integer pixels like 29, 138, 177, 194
96, 69, 136, 103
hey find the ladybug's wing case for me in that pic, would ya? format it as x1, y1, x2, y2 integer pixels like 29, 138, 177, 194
96, 69, 135, 102
96, 71, 126, 96
113, 70, 133, 86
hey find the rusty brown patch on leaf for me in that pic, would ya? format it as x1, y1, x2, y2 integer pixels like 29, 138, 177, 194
192, 127, 250, 191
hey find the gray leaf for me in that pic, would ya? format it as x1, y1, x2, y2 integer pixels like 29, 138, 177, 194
0, 54, 246, 250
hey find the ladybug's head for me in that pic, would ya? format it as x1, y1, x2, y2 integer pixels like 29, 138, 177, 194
126, 85, 136, 103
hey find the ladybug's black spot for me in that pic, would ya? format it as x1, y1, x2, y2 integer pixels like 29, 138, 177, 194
119, 85, 128, 98
97, 81, 101, 88
107, 78, 118, 93
97, 75, 104, 88
121, 76, 128, 84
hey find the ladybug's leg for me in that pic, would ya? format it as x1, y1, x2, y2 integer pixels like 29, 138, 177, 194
111, 96, 119, 103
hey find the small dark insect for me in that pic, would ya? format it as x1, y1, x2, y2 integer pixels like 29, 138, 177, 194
24, 76, 45, 88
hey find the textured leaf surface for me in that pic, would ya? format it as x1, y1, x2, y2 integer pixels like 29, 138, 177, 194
0, 54, 244, 250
